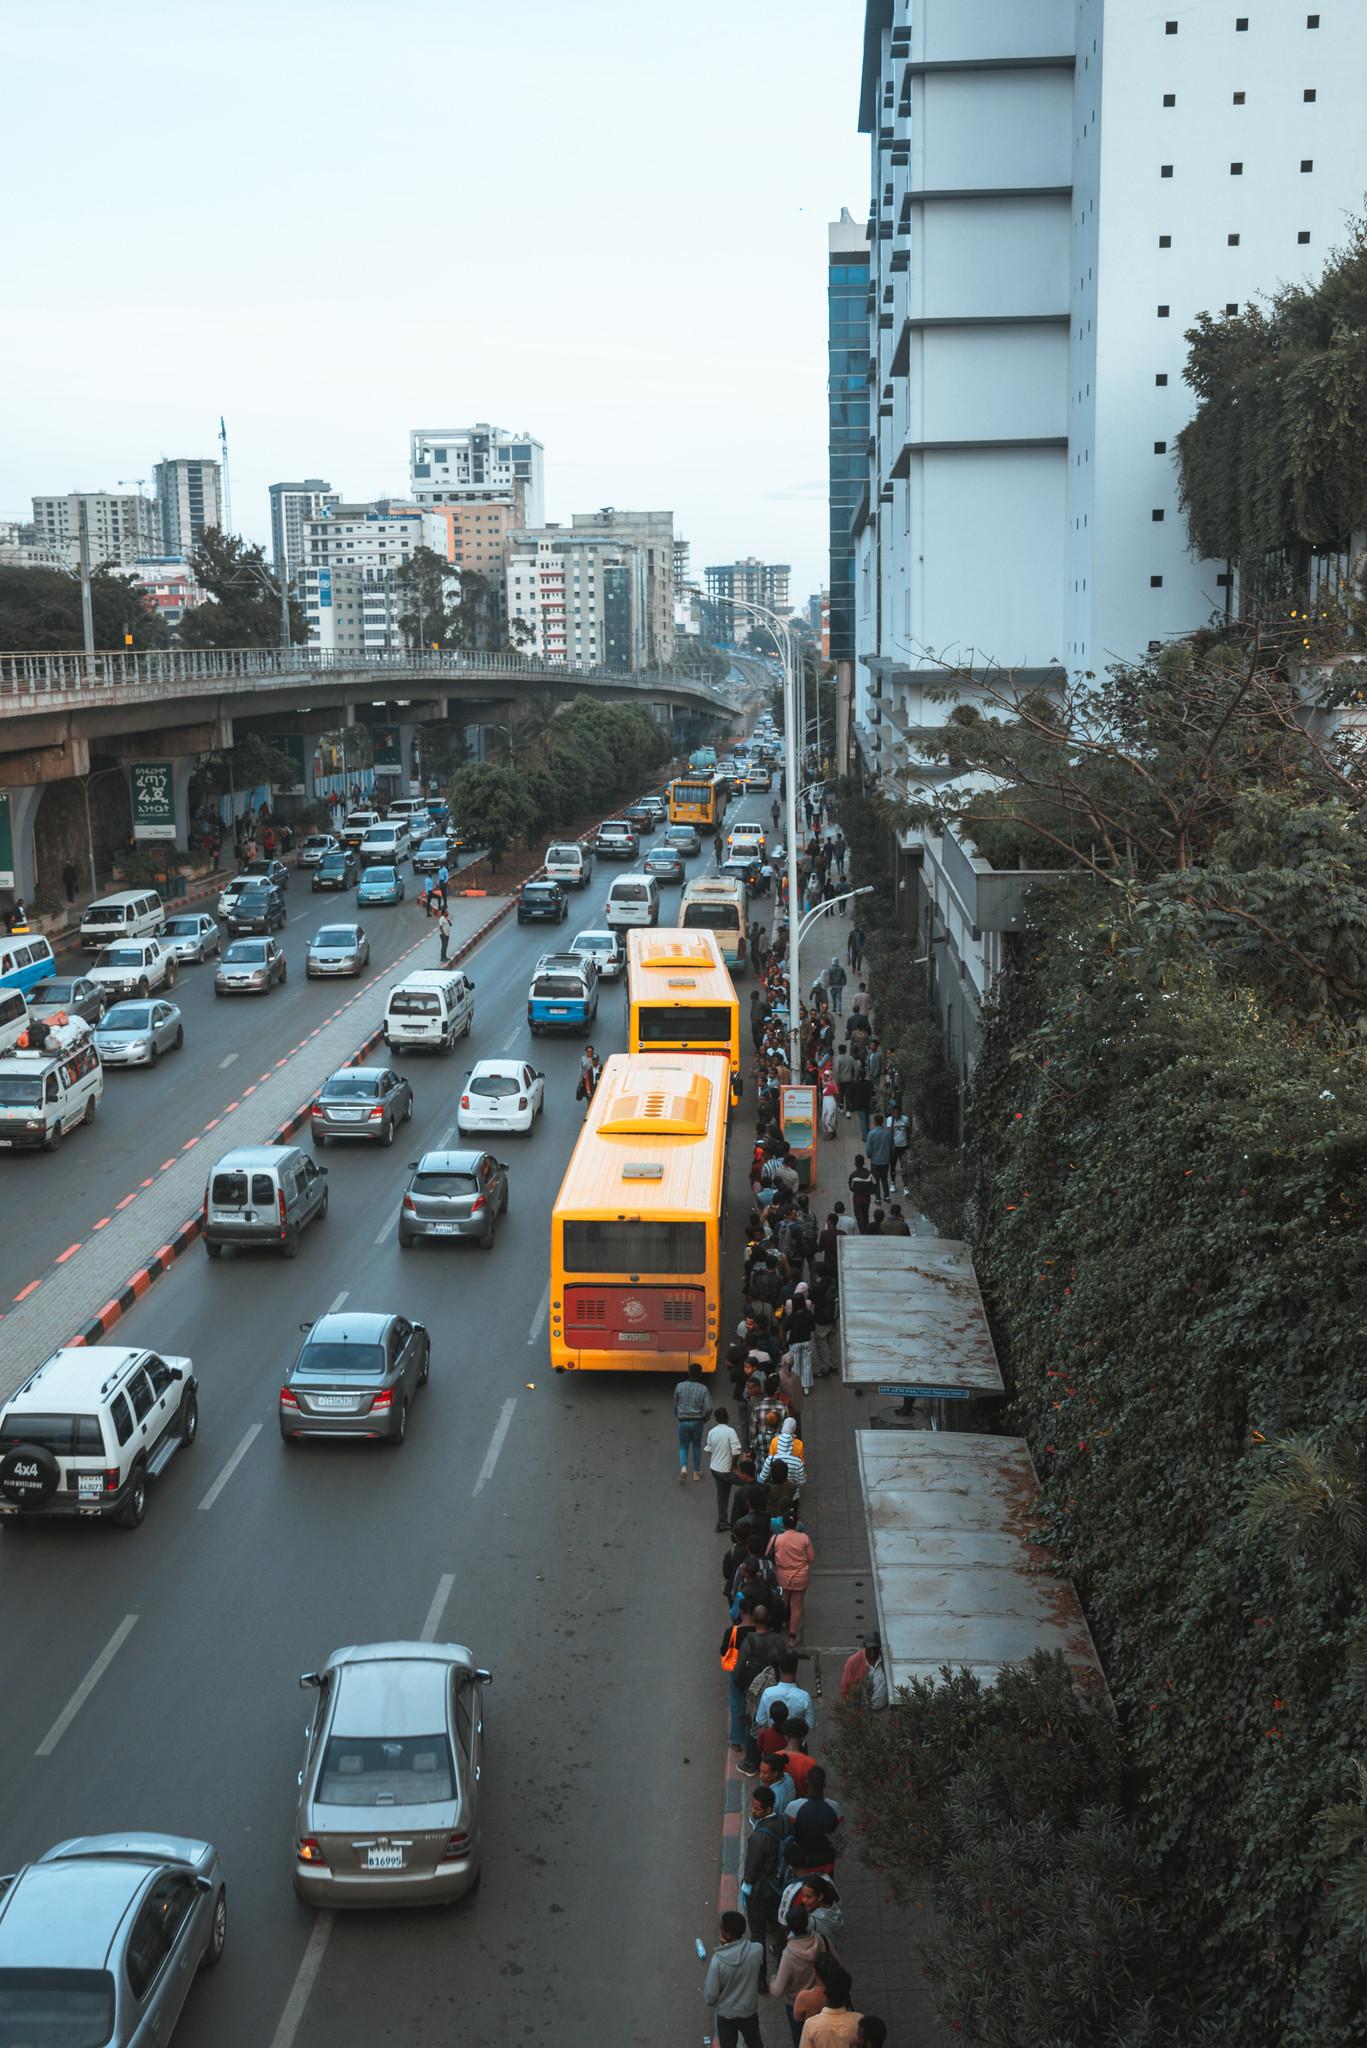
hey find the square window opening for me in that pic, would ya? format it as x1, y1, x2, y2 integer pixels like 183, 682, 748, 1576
1150, 575, 1164, 588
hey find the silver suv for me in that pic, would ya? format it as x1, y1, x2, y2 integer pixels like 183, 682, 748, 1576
0, 1344, 199, 1529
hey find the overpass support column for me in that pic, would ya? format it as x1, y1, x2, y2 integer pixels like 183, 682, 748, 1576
0, 785, 46, 904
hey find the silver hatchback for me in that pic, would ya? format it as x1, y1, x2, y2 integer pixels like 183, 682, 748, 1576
311, 1065, 413, 1147
398, 1149, 508, 1250
294, 1642, 490, 1907
93, 1000, 184, 1067
279, 1310, 429, 1445
306, 923, 370, 978
0, 1832, 226, 2044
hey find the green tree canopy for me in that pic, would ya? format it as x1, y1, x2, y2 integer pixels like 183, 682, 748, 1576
448, 761, 535, 870
396, 546, 461, 652
178, 530, 307, 648
0, 563, 170, 652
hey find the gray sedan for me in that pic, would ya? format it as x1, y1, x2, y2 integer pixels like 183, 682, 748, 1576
215, 937, 286, 995
158, 912, 222, 963
294, 1642, 489, 1905
29, 974, 108, 1024
307, 923, 370, 978
280, 1310, 429, 1445
398, 1148, 508, 1250
311, 1065, 413, 1146
0, 1832, 226, 2043
93, 1000, 184, 1067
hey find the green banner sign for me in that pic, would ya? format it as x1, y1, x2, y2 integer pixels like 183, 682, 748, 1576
0, 793, 13, 889
130, 761, 176, 842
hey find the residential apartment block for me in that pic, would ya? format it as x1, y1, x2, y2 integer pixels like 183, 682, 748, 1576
154, 458, 222, 556
408, 425, 544, 526
301, 504, 454, 655
30, 492, 159, 567
506, 527, 649, 672
703, 558, 792, 647
570, 508, 676, 665
269, 480, 339, 592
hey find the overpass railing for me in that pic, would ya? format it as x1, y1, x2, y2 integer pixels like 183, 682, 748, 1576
0, 645, 735, 711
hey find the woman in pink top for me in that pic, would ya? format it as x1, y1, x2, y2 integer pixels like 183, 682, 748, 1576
770, 1512, 816, 1645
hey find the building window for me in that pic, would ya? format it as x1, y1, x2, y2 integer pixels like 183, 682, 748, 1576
1165, 19, 1178, 30
1155, 440, 1168, 453
1152, 509, 1166, 521
1231, 161, 1243, 174
1157, 304, 1170, 317
1163, 91, 1176, 105
1301, 159, 1313, 171
1304, 86, 1317, 99
1229, 232, 1241, 244
1151, 575, 1164, 587
1307, 12, 1319, 24
1156, 372, 1169, 385
1298, 229, 1312, 243
1159, 233, 1172, 247
1236, 13, 1248, 25
1233, 89, 1246, 102
1161, 163, 1174, 176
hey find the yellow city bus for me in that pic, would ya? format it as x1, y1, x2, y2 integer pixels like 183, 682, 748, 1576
668, 773, 727, 829
549, 1052, 730, 1374
626, 928, 741, 1099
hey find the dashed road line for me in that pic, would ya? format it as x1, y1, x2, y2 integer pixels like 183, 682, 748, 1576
198, 1424, 262, 1512
267, 1911, 334, 2048
35, 1614, 138, 1757
419, 1573, 456, 1644
472, 1398, 517, 1496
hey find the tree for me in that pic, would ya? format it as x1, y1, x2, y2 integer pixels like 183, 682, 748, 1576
396, 546, 461, 652
0, 563, 170, 651
448, 762, 535, 871
193, 732, 304, 820
448, 568, 503, 653
177, 530, 307, 648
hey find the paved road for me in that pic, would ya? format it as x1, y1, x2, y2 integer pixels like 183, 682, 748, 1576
0, 791, 772, 2047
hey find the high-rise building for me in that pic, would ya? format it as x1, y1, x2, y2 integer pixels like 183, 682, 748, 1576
703, 559, 792, 647
408, 426, 544, 526
30, 492, 159, 567
674, 535, 691, 590
269, 480, 339, 592
570, 508, 675, 665
506, 527, 649, 672
827, 207, 870, 667
154, 458, 223, 556
301, 503, 454, 655
852, 0, 1367, 790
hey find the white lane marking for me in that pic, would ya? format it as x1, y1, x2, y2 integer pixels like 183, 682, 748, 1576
472, 1398, 517, 1496
439, 1124, 456, 1147
420, 1573, 456, 1644
218, 1052, 239, 1070
527, 1281, 550, 1347
198, 1423, 262, 1511
268, 1911, 334, 2048
500, 1024, 520, 1051
327, 1289, 350, 1314
36, 1614, 138, 1756
374, 1207, 398, 1245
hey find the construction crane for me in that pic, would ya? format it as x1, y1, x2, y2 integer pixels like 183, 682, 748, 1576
218, 418, 232, 535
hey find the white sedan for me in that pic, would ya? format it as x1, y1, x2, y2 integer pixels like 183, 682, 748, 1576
458, 1058, 545, 1135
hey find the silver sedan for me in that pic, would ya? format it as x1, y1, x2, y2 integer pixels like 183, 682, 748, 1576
294, 1642, 490, 1906
158, 913, 222, 963
311, 1065, 413, 1146
93, 1000, 184, 1067
307, 923, 370, 978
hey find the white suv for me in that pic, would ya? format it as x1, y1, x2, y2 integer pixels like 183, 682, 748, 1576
0, 1345, 199, 1529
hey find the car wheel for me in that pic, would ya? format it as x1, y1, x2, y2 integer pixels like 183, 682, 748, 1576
419, 1347, 430, 1386
174, 1024, 184, 1052
137, 978, 149, 998
148, 1041, 160, 1067
499, 1185, 509, 1216
402, 1095, 413, 1122
481, 1222, 496, 1251
280, 961, 288, 983
83, 1096, 96, 1125
398, 1228, 414, 1250
117, 1467, 147, 1529
463, 1013, 472, 1037
165, 961, 177, 986
382, 1117, 395, 1147
281, 1226, 300, 1259
201, 1886, 228, 1968
179, 1390, 199, 1445
205, 1240, 222, 1259
43, 1119, 63, 1152
318, 1189, 329, 1219
386, 1399, 408, 1447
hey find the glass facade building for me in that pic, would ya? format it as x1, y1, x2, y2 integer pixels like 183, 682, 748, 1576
827, 211, 870, 663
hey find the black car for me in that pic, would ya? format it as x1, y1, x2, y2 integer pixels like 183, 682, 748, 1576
225, 884, 286, 934
624, 801, 657, 835
517, 880, 568, 924
313, 848, 359, 892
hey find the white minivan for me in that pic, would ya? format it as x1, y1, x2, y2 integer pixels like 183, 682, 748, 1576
0, 1039, 103, 1150
383, 968, 475, 1055
79, 890, 164, 952
604, 873, 660, 930
358, 820, 412, 868
544, 842, 592, 889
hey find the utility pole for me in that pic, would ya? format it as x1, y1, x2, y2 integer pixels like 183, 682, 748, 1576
218, 417, 232, 534
278, 563, 292, 652
76, 499, 96, 672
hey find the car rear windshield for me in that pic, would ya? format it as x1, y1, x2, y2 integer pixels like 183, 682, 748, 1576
0, 1076, 42, 1106
562, 1219, 707, 1274
98, 947, 143, 966
389, 990, 438, 1015
573, 935, 610, 952
0, 1968, 116, 2048
547, 846, 579, 862
682, 904, 739, 931
472, 1074, 520, 1098
639, 1005, 733, 1045
321, 1075, 379, 1100
102, 1005, 152, 1029
297, 1342, 386, 1375
34, 980, 75, 999
413, 1170, 477, 1196
317, 1733, 455, 1807
210, 1170, 277, 1206
611, 886, 646, 903
532, 975, 584, 999
0, 1412, 104, 1455
314, 929, 356, 948
224, 942, 266, 962
161, 919, 197, 936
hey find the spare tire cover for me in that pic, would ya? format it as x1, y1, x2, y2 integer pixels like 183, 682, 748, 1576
0, 1443, 61, 1505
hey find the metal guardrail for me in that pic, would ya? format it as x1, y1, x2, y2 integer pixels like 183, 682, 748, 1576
0, 645, 734, 711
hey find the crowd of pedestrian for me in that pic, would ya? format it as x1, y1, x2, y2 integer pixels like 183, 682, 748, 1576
690, 797, 891, 2046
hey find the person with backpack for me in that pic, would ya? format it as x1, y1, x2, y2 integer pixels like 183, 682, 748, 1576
721, 1596, 758, 1750
736, 1609, 788, 1776
771, 1902, 833, 2048
784, 1764, 845, 1877
782, 1282, 816, 1394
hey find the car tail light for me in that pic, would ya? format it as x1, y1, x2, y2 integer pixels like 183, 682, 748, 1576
517, 1096, 528, 1111
368, 1105, 384, 1121
470, 1195, 485, 1212
370, 1390, 393, 1411
460, 1094, 470, 1110
439, 1830, 469, 1859
278, 1189, 288, 1236
402, 1194, 416, 1212
104, 1468, 120, 1493
280, 1387, 299, 1409
296, 1837, 328, 1866
310, 1102, 323, 1116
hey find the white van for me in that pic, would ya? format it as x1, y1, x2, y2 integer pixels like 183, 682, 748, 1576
0, 1039, 102, 1150
79, 890, 164, 952
383, 968, 476, 1055
0, 988, 29, 1057
605, 873, 660, 930
386, 798, 431, 833
544, 842, 592, 889
358, 820, 412, 868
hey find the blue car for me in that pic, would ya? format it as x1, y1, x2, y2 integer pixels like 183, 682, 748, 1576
357, 864, 405, 906
527, 963, 598, 1035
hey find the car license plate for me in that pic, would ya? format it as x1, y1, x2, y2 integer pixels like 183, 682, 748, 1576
314, 1395, 353, 1411
365, 1846, 405, 1870
550, 1007, 567, 1017
336, 1109, 364, 1121
77, 1472, 105, 1497
429, 1223, 459, 1235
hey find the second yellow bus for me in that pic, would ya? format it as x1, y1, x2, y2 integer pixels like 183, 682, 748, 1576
626, 927, 741, 1100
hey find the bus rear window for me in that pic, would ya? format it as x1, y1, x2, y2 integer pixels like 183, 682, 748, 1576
682, 904, 738, 932
562, 1219, 706, 1274
638, 1005, 733, 1045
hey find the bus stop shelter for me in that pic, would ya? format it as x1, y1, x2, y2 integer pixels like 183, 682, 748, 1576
855, 1432, 1106, 1690
838, 1235, 1004, 1426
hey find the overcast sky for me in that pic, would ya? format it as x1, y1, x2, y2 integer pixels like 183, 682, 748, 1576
3, 0, 868, 602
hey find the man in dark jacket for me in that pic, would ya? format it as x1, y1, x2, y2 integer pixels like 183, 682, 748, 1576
740, 1786, 785, 1985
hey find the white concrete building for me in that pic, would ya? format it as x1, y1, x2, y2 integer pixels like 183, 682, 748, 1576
128, 557, 205, 630
30, 492, 159, 567
154, 458, 223, 556
570, 508, 676, 665
269, 480, 339, 593
853, 0, 1367, 788
301, 504, 454, 655
506, 527, 648, 672
408, 426, 544, 526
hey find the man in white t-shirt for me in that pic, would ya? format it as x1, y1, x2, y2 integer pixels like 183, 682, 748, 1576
705, 1405, 744, 1531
